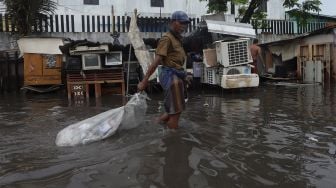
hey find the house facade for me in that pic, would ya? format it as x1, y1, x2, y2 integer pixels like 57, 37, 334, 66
0, 0, 286, 19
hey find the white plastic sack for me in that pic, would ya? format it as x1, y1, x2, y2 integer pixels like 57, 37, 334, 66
120, 92, 148, 130
55, 93, 148, 147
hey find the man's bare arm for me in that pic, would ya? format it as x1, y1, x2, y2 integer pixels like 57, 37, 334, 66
137, 55, 163, 91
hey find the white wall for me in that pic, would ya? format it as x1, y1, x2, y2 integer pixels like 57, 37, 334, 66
54, 0, 208, 18
124, 0, 208, 17
267, 0, 286, 19
54, 0, 126, 15
1, 0, 287, 19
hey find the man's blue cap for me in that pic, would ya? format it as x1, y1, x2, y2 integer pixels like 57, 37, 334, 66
171, 11, 190, 23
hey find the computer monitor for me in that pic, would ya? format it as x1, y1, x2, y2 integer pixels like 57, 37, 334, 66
105, 51, 122, 66
82, 54, 101, 70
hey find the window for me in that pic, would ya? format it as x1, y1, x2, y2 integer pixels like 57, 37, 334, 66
84, 0, 99, 5
151, 0, 164, 7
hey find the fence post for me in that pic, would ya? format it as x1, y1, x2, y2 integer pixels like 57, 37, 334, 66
86, 15, 90, 32
122, 16, 125, 32
102, 16, 106, 32
50, 15, 54, 32
92, 15, 95, 32
126, 16, 131, 32
71, 15, 75, 32
66, 15, 70, 32
149, 17, 154, 32
153, 17, 158, 32
117, 16, 120, 32
55, 15, 59, 32
113, 15, 116, 32
81, 15, 85, 32
97, 16, 101, 32
61, 15, 65, 32
144, 17, 149, 32
44, 17, 48, 32
107, 16, 111, 32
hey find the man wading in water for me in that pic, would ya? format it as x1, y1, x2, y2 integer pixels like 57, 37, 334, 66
137, 11, 190, 129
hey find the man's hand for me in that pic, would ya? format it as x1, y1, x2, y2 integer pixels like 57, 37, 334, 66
137, 80, 148, 91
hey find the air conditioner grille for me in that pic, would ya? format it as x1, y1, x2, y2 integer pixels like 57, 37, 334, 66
228, 41, 249, 66
227, 68, 241, 75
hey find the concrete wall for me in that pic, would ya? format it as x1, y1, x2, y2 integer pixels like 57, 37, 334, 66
258, 33, 298, 44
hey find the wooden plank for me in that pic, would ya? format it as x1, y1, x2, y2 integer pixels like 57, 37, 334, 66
297, 45, 309, 79
308, 44, 313, 61
24, 75, 62, 86
95, 83, 101, 97
24, 53, 43, 77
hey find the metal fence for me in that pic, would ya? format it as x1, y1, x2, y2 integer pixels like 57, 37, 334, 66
251, 19, 328, 35
0, 13, 201, 33
1, 13, 328, 35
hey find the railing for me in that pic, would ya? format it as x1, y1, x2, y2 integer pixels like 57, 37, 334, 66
0, 13, 201, 33
251, 19, 328, 35
0, 13, 329, 35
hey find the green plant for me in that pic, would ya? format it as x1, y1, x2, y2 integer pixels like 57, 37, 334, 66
4, 0, 57, 36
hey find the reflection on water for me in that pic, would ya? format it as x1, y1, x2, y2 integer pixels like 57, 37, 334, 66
1, 84, 336, 188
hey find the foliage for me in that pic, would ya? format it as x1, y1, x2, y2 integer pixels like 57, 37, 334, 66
199, 0, 230, 14
3, 0, 57, 36
285, 0, 321, 26
251, 10, 268, 29
200, 0, 322, 24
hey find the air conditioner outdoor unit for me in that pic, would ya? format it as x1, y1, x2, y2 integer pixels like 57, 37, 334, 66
221, 74, 259, 89
215, 39, 252, 67
222, 65, 251, 75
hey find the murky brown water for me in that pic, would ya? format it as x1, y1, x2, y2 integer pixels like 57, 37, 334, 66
1, 83, 336, 188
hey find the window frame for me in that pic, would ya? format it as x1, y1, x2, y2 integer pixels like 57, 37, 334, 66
83, 0, 99, 5
150, 0, 164, 8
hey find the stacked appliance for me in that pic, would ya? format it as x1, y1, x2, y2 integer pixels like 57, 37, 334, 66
202, 39, 259, 89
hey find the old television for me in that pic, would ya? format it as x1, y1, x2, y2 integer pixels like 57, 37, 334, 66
65, 56, 82, 70
82, 54, 101, 70
105, 51, 122, 66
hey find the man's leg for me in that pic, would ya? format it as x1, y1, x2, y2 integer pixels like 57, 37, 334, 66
166, 113, 181, 129
156, 113, 169, 124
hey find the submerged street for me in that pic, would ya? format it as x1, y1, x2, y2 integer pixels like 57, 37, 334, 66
1, 83, 336, 188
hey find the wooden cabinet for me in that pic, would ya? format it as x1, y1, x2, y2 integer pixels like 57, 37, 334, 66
24, 53, 62, 86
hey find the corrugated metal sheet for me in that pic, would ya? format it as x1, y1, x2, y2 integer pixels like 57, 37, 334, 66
18, 37, 65, 55
205, 20, 256, 38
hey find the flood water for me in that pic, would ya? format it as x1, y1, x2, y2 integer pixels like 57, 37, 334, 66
1, 83, 336, 188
